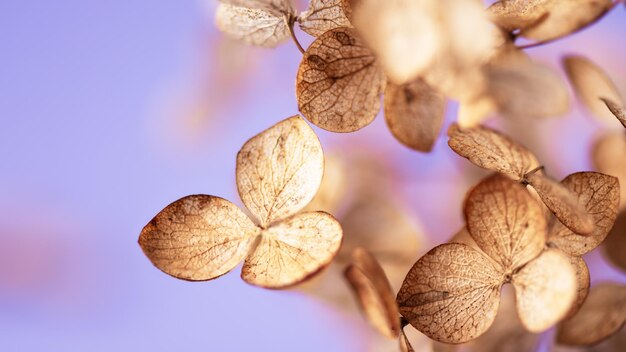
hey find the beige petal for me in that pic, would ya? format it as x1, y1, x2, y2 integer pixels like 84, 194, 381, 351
521, 0, 613, 42
557, 283, 626, 346
236, 116, 324, 227
448, 123, 540, 180
298, 0, 352, 37
215, 3, 292, 48
340, 0, 358, 24
464, 173, 547, 273
592, 132, 626, 209
351, 0, 440, 84
602, 98, 626, 129
603, 210, 626, 272
488, 0, 551, 32
467, 286, 540, 352
139, 195, 260, 281
384, 79, 446, 152
219, 0, 295, 16
548, 172, 620, 256
344, 248, 400, 339
563, 55, 625, 125
353, 0, 495, 85
485, 60, 570, 119
512, 249, 577, 332
397, 243, 503, 344
241, 211, 342, 288
296, 27, 385, 132
564, 256, 590, 320
526, 173, 596, 237
457, 95, 497, 128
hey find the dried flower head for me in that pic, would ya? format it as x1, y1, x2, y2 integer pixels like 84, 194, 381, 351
138, 116, 343, 289
397, 174, 577, 344
215, 0, 351, 48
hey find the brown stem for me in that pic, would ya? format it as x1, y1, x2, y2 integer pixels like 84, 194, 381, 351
525, 165, 545, 177
287, 16, 305, 54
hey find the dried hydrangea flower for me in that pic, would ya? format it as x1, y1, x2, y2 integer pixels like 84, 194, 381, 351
397, 174, 577, 344
139, 116, 343, 289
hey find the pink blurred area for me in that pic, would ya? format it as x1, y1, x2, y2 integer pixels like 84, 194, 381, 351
0, 1, 625, 351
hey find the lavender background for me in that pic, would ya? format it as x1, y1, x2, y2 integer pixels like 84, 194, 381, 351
1, 1, 625, 351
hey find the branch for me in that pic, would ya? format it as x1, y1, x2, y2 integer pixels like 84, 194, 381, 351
287, 15, 305, 54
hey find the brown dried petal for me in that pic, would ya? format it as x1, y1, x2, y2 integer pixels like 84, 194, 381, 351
340, 0, 359, 24
592, 132, 626, 209
351, 0, 440, 84
602, 98, 626, 129
512, 249, 577, 332
397, 243, 503, 344
296, 27, 385, 132
215, 3, 292, 47
465, 174, 547, 273
241, 211, 342, 288
488, 0, 550, 32
467, 286, 539, 352
384, 79, 446, 152
457, 96, 497, 128
563, 55, 625, 125
219, 0, 295, 17
603, 210, 626, 272
521, 0, 613, 42
236, 116, 324, 227
139, 195, 260, 281
526, 173, 596, 237
548, 172, 620, 256
353, 0, 495, 85
557, 283, 626, 346
564, 256, 590, 320
344, 248, 400, 339
448, 123, 540, 180
298, 0, 352, 37
485, 61, 570, 119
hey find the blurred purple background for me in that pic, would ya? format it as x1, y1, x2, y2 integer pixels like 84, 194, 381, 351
1, 1, 625, 351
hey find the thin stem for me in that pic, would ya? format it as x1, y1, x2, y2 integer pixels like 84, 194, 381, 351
516, 0, 622, 50
526, 165, 545, 177
287, 16, 305, 54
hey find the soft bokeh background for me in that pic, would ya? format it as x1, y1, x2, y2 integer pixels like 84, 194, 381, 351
1, 1, 625, 351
